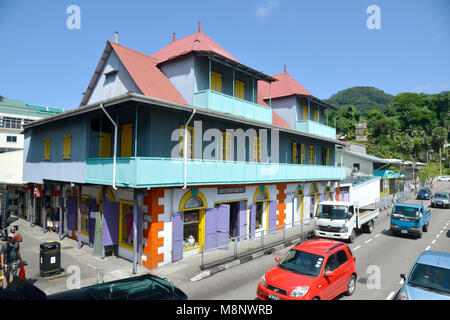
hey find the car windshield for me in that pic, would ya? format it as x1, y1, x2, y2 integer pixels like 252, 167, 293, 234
434, 193, 449, 199
392, 206, 420, 219
277, 249, 324, 277
317, 205, 348, 220
407, 263, 450, 296
418, 190, 429, 194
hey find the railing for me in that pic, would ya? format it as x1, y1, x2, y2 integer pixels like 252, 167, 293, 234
193, 89, 272, 124
200, 219, 315, 270
296, 120, 336, 139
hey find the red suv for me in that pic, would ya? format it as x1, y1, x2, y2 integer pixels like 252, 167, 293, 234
256, 239, 357, 300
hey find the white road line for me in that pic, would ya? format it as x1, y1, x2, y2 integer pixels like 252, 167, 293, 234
353, 245, 361, 251
365, 239, 372, 244
375, 234, 381, 238
440, 230, 443, 234
425, 246, 431, 251
432, 240, 436, 244
386, 291, 396, 300
436, 234, 440, 238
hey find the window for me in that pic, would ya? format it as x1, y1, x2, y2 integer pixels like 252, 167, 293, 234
314, 109, 319, 122
253, 136, 262, 162
6, 136, 17, 143
324, 253, 338, 273
183, 210, 199, 249
255, 202, 264, 230
120, 123, 133, 157
302, 105, 308, 120
353, 163, 360, 171
63, 134, 71, 159
322, 148, 330, 166
179, 125, 194, 159
79, 195, 90, 236
119, 200, 134, 248
309, 145, 315, 164
99, 132, 112, 158
292, 142, 297, 164
336, 250, 349, 266
211, 71, 223, 93
0, 116, 22, 129
44, 138, 51, 160
221, 131, 232, 160
300, 144, 305, 164
234, 80, 245, 100
326, 148, 330, 166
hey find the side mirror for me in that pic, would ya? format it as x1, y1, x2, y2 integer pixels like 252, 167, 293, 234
275, 257, 281, 263
400, 274, 406, 280
325, 271, 335, 278
347, 214, 352, 220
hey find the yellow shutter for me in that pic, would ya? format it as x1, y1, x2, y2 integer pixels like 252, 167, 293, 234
253, 136, 261, 162
221, 131, 232, 160
180, 125, 194, 159
309, 145, 315, 164
99, 132, 112, 158
211, 71, 223, 93
63, 134, 71, 159
314, 109, 318, 122
303, 105, 308, 120
292, 142, 297, 164
301, 144, 305, 164
235, 80, 245, 100
44, 138, 51, 160
326, 148, 330, 166
120, 123, 133, 157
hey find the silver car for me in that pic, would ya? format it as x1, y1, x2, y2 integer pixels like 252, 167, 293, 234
431, 192, 450, 209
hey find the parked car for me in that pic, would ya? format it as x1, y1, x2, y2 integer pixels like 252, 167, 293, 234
416, 188, 432, 200
256, 239, 357, 300
398, 250, 450, 300
47, 274, 188, 300
437, 176, 450, 182
390, 204, 431, 238
431, 192, 450, 209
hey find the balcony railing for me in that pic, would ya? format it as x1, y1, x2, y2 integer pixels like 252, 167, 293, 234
193, 89, 272, 124
296, 120, 336, 139
86, 157, 345, 188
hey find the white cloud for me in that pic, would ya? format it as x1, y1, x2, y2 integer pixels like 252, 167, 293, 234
255, 0, 279, 18
412, 83, 450, 93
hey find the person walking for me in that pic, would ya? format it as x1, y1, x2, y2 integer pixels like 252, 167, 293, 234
9, 226, 22, 243
1, 233, 24, 288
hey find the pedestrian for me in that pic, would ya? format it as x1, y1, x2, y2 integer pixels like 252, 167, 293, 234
9, 226, 22, 243
1, 233, 24, 288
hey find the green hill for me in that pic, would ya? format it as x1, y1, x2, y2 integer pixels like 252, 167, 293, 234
324, 86, 395, 115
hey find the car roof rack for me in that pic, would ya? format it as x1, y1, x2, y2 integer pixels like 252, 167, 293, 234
326, 243, 345, 254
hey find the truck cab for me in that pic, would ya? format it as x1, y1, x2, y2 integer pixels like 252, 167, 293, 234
390, 204, 430, 238
314, 201, 379, 243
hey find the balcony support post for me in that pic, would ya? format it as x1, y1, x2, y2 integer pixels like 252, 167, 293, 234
100, 103, 118, 190
183, 108, 197, 189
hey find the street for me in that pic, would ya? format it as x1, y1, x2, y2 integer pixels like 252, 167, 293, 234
175, 182, 450, 300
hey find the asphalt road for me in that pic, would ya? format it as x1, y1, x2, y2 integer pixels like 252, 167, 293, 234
180, 182, 450, 300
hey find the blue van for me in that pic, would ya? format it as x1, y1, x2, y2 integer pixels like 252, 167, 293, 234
389, 204, 430, 238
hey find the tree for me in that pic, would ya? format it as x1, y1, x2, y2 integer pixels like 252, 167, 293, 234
418, 162, 440, 184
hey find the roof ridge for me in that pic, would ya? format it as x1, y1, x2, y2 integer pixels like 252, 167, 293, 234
108, 40, 157, 64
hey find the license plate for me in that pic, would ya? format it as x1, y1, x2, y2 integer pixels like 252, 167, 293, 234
401, 230, 408, 234
437, 202, 442, 205
268, 294, 280, 300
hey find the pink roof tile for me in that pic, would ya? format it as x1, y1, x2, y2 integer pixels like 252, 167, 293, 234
258, 70, 312, 100
272, 110, 292, 129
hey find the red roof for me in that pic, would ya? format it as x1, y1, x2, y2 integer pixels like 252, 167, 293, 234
108, 41, 187, 105
258, 70, 312, 100
152, 31, 240, 64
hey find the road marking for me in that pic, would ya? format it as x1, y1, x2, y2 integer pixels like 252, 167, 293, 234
375, 234, 381, 238
353, 245, 361, 251
436, 234, 440, 238
386, 291, 396, 300
432, 240, 436, 244
440, 230, 443, 234
364, 239, 372, 244
425, 246, 431, 251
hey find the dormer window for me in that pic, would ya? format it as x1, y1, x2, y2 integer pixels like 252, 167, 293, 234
104, 70, 119, 77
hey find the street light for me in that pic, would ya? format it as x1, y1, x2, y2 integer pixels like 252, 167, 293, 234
427, 149, 434, 164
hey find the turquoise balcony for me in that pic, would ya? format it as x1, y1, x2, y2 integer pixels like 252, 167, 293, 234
86, 157, 345, 188
193, 90, 272, 124
296, 120, 336, 139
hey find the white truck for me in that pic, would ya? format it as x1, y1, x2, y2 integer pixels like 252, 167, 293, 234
314, 201, 379, 243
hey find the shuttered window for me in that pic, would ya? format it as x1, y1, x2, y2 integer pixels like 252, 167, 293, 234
44, 138, 51, 160
309, 145, 315, 164
253, 136, 262, 162
302, 105, 308, 120
99, 132, 112, 158
211, 71, 223, 93
120, 123, 133, 157
180, 125, 194, 159
292, 142, 297, 164
63, 134, 71, 159
300, 144, 305, 164
234, 80, 245, 100
221, 131, 232, 160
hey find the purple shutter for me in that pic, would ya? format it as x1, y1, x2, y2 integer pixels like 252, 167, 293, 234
88, 199, 98, 247
249, 204, 256, 239
205, 207, 218, 250
102, 202, 119, 246
319, 193, 325, 202
172, 212, 183, 262
238, 201, 247, 241
268, 200, 277, 233
217, 204, 230, 249
66, 196, 77, 231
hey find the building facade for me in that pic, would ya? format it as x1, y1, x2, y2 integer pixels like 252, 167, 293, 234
22, 25, 346, 271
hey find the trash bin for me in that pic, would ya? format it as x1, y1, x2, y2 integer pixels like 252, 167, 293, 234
40, 241, 61, 277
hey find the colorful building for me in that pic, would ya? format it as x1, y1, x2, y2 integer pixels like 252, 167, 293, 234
22, 24, 346, 272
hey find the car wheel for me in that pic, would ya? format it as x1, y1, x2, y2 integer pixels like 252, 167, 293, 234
417, 232, 422, 239
365, 220, 374, 234
344, 274, 357, 296
348, 229, 356, 243
423, 223, 428, 232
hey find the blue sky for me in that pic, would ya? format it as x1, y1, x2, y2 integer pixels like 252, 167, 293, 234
0, 0, 449, 109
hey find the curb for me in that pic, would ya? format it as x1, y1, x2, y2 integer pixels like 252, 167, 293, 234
190, 232, 313, 282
